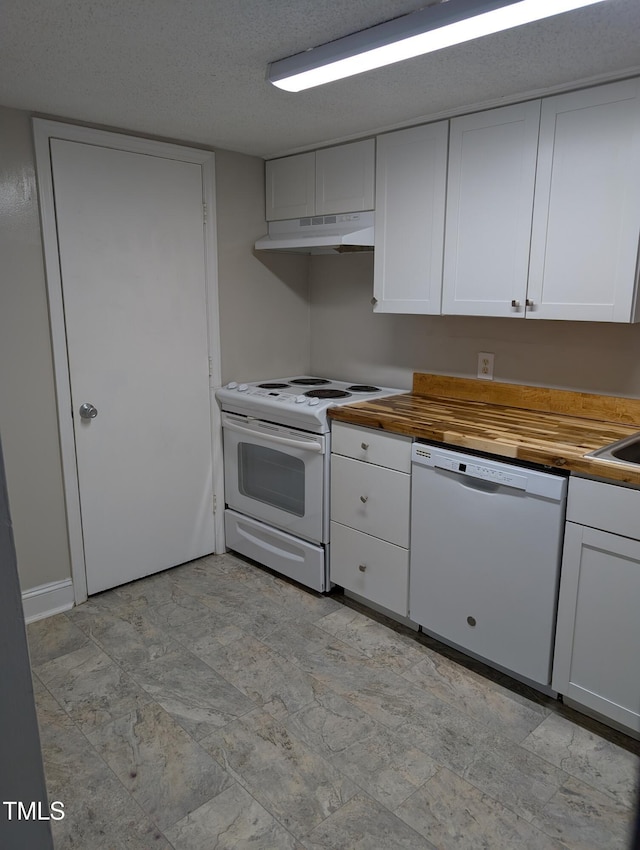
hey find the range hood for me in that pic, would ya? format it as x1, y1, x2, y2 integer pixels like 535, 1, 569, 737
254, 211, 374, 254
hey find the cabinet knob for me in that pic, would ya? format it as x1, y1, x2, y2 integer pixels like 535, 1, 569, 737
361, 442, 369, 450
360, 495, 368, 503
511, 299, 520, 310
358, 564, 367, 572
526, 299, 534, 308
467, 616, 477, 627
371, 297, 378, 306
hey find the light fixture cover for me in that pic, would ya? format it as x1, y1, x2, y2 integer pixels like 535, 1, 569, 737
268, 0, 609, 92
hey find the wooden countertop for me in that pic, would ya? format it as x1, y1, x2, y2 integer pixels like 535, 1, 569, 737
328, 374, 640, 486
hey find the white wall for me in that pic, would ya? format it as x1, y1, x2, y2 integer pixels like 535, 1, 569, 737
309, 252, 640, 397
0, 106, 311, 595
214, 149, 310, 383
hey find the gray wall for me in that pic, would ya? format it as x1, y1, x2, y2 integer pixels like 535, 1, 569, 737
0, 437, 53, 850
309, 253, 640, 397
0, 106, 310, 595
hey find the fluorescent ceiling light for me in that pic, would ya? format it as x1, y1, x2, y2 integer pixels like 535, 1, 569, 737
268, 0, 609, 92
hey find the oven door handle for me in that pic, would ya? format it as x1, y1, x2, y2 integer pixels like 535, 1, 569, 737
223, 420, 324, 453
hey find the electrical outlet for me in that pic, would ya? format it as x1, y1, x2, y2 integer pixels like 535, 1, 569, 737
477, 352, 494, 380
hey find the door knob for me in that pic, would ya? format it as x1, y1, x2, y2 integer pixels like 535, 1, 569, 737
79, 402, 98, 420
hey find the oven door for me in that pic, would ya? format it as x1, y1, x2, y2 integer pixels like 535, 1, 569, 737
221, 412, 328, 544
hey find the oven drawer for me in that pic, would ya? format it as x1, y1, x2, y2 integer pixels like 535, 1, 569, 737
331, 422, 411, 472
330, 521, 409, 616
330, 455, 410, 547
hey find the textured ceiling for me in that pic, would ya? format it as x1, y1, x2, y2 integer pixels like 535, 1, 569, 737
1, 0, 640, 158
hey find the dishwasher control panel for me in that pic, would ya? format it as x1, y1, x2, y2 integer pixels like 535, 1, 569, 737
433, 455, 528, 490
412, 443, 567, 500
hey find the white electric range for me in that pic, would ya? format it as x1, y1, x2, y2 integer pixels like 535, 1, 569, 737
216, 376, 405, 590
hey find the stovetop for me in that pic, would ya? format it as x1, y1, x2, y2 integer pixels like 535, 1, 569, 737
216, 376, 404, 433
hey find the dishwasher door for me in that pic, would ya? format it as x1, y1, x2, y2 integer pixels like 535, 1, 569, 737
409, 443, 567, 686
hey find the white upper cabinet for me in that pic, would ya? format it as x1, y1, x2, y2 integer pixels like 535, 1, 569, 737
265, 151, 315, 220
442, 101, 541, 317
265, 139, 375, 221
373, 122, 449, 314
528, 78, 640, 322
315, 140, 375, 216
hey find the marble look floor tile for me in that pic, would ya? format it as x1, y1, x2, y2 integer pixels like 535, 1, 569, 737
400, 646, 550, 743
459, 737, 569, 823
87, 702, 233, 830
316, 607, 426, 674
284, 687, 379, 758
50, 756, 173, 850
39, 708, 108, 797
395, 766, 566, 850
339, 671, 451, 731
189, 632, 320, 720
532, 775, 635, 849
67, 599, 181, 671
40, 718, 172, 850
26, 612, 89, 666
200, 708, 358, 836
35, 641, 151, 733
170, 609, 246, 649
261, 617, 368, 673
31, 673, 76, 739
329, 724, 439, 809
165, 783, 303, 850
142, 592, 218, 629
394, 698, 505, 776
127, 648, 255, 740
521, 713, 640, 807
302, 793, 437, 850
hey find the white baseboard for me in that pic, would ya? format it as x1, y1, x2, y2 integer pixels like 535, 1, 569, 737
22, 578, 75, 624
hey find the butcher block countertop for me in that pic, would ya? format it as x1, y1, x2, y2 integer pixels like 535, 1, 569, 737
328, 373, 640, 486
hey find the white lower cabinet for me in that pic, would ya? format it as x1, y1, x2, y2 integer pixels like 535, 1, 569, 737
553, 478, 640, 735
330, 423, 411, 616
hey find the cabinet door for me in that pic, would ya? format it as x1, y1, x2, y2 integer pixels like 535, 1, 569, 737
265, 152, 315, 220
528, 79, 640, 322
315, 139, 375, 215
373, 122, 448, 314
553, 522, 640, 734
442, 101, 540, 317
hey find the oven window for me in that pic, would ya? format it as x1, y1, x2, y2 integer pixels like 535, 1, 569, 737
238, 443, 305, 516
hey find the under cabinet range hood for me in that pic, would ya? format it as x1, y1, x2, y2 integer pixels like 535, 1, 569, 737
254, 211, 374, 254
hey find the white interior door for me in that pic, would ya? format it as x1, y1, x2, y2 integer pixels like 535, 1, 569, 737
50, 138, 215, 594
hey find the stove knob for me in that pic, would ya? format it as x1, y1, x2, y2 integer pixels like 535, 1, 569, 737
237, 383, 249, 392
295, 395, 307, 404
308, 397, 320, 406
226, 381, 238, 390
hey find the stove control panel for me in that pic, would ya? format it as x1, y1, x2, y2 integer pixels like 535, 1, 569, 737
222, 383, 321, 406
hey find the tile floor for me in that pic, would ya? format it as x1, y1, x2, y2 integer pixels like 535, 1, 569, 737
28, 552, 639, 850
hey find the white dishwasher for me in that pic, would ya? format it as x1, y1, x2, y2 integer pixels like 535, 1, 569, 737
410, 442, 568, 689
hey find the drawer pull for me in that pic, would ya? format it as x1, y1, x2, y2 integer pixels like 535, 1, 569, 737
360, 495, 368, 503
358, 564, 367, 572
361, 442, 369, 450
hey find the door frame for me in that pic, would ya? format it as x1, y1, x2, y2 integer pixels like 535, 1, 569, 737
32, 118, 224, 605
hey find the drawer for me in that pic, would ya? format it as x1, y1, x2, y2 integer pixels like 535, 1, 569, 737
330, 521, 409, 616
568, 477, 640, 540
331, 422, 411, 472
330, 455, 410, 546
